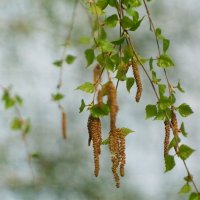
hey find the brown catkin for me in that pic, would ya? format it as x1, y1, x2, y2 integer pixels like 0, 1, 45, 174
109, 128, 126, 188
107, 81, 118, 132
131, 59, 142, 102
171, 110, 179, 136
97, 89, 103, 108
62, 111, 67, 139
164, 120, 170, 156
93, 64, 102, 91
87, 115, 102, 177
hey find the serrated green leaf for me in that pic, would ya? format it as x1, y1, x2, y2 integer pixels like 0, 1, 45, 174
2, 90, 15, 109
66, 55, 76, 64
163, 39, 170, 54
121, 16, 133, 29
157, 54, 175, 68
11, 117, 22, 130
179, 183, 191, 194
111, 37, 125, 45
105, 14, 118, 27
180, 122, 188, 137
96, 0, 109, 9
90, 103, 109, 117
145, 104, 157, 119
52, 93, 64, 101
79, 99, 86, 113
164, 154, 176, 172
152, 71, 161, 84
177, 81, 185, 93
130, 16, 145, 31
121, 127, 135, 136
126, 77, 135, 93
76, 82, 95, 93
178, 103, 193, 117
85, 49, 95, 67
158, 84, 166, 97
189, 192, 200, 200
179, 144, 194, 160
168, 136, 181, 150
53, 60, 62, 67
99, 40, 115, 52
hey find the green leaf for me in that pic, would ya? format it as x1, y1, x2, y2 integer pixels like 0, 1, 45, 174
11, 117, 22, 130
2, 90, 16, 109
189, 193, 200, 200
179, 183, 191, 194
90, 103, 109, 117
179, 144, 194, 160
53, 60, 62, 67
102, 138, 109, 145
130, 16, 145, 31
66, 55, 76, 64
76, 82, 95, 93
176, 81, 185, 93
84, 49, 95, 67
111, 37, 125, 45
15, 95, 23, 106
121, 16, 133, 29
96, 0, 109, 9
145, 104, 157, 119
105, 14, 118, 27
99, 40, 115, 52
79, 99, 86, 113
149, 57, 153, 71
168, 136, 181, 150
52, 93, 64, 101
157, 54, 175, 68
152, 71, 161, 84
22, 120, 31, 135
180, 122, 188, 137
31, 152, 40, 159
121, 127, 135, 136
164, 155, 176, 172
163, 39, 170, 54
126, 77, 135, 93
178, 103, 193, 117
158, 84, 166, 97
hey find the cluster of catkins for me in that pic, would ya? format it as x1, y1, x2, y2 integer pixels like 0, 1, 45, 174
87, 60, 143, 187
163, 107, 179, 156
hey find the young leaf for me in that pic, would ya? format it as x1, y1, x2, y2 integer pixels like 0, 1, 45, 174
121, 16, 133, 29
121, 127, 135, 136
105, 14, 118, 27
178, 103, 193, 117
66, 55, 76, 64
76, 82, 94, 93
102, 138, 109, 145
90, 103, 109, 117
52, 93, 64, 101
176, 81, 185, 93
53, 60, 62, 67
84, 49, 95, 67
164, 155, 176, 172
178, 144, 194, 160
79, 99, 86, 113
163, 39, 170, 54
96, 0, 109, 9
157, 54, 175, 68
179, 183, 191, 194
189, 193, 200, 200
180, 122, 188, 137
126, 77, 135, 93
145, 105, 157, 119
11, 117, 22, 130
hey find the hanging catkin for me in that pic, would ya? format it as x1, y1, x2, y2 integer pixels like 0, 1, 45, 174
93, 64, 102, 91
131, 58, 142, 102
171, 110, 179, 136
97, 89, 103, 108
109, 128, 126, 188
107, 81, 118, 132
87, 115, 102, 177
62, 111, 67, 139
164, 120, 170, 156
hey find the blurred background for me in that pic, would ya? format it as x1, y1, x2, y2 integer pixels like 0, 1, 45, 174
0, 0, 200, 199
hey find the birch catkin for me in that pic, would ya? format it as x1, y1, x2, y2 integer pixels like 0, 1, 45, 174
131, 59, 142, 102
164, 120, 170, 156
87, 115, 102, 177
62, 111, 67, 139
107, 81, 118, 132
93, 64, 102, 91
171, 110, 179, 136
